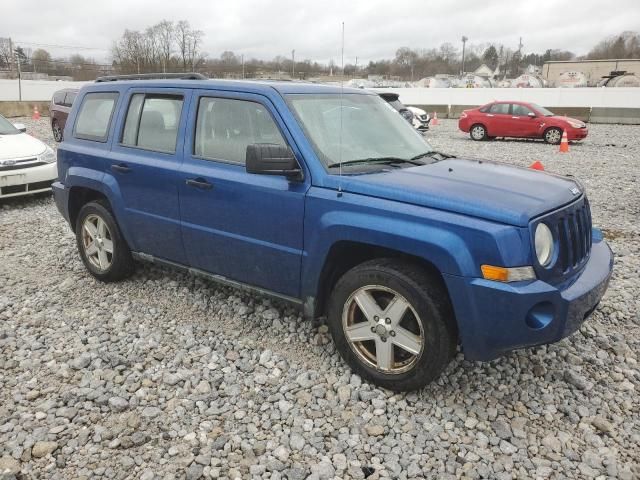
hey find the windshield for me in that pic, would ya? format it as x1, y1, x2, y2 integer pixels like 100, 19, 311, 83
531, 103, 555, 116
286, 93, 434, 170
0, 115, 20, 135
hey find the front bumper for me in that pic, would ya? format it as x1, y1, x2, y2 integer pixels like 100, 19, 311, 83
0, 162, 58, 198
444, 233, 613, 361
52, 181, 70, 224
567, 127, 588, 140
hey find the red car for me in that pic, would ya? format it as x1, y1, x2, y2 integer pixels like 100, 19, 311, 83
459, 101, 588, 144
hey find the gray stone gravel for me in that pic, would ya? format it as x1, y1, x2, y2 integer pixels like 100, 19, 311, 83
0, 117, 639, 479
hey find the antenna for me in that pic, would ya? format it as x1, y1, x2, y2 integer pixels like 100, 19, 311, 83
338, 21, 344, 197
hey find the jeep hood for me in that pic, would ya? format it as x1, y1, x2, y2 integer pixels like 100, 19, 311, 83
339, 158, 582, 226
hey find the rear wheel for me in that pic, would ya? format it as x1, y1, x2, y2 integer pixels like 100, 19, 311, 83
544, 127, 562, 144
470, 124, 487, 141
75, 201, 134, 282
52, 120, 63, 142
327, 259, 457, 391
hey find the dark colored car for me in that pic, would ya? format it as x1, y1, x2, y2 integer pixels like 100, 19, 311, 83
459, 101, 588, 144
50, 89, 79, 142
378, 92, 415, 123
52, 76, 612, 391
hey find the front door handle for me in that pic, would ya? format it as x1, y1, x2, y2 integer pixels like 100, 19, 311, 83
111, 163, 131, 173
185, 178, 213, 190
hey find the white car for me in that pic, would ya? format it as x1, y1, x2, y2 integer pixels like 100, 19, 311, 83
0, 114, 57, 199
407, 106, 430, 132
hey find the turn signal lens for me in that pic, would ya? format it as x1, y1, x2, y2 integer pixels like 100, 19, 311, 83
481, 265, 536, 282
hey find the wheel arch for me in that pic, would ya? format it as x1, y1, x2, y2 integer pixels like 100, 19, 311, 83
68, 186, 110, 233
310, 240, 455, 329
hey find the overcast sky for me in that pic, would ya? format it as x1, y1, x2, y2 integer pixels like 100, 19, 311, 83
3, 0, 639, 64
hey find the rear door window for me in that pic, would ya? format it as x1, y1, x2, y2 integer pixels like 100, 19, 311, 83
74, 92, 119, 142
121, 94, 184, 153
489, 103, 510, 114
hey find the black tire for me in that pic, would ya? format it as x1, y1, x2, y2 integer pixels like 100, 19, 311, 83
544, 127, 562, 145
75, 200, 134, 282
52, 120, 63, 142
470, 124, 487, 141
326, 258, 457, 391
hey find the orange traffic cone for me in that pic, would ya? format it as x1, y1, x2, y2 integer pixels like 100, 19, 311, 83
559, 130, 569, 153
32, 105, 41, 120
431, 111, 439, 126
529, 160, 544, 171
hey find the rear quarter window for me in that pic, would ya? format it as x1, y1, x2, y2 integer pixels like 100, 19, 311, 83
53, 91, 66, 105
64, 92, 77, 107
74, 92, 119, 142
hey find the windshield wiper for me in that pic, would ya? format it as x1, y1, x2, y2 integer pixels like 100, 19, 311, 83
327, 156, 425, 168
410, 150, 455, 161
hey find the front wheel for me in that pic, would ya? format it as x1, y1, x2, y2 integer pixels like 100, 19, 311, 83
544, 127, 563, 144
75, 201, 134, 282
326, 259, 457, 391
470, 124, 487, 141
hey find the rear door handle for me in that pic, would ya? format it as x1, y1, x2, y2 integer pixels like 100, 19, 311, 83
185, 178, 213, 190
486, 114, 494, 117
111, 163, 131, 173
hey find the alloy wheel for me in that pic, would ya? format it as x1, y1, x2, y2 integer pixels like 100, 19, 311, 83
81, 214, 114, 271
342, 285, 425, 374
53, 123, 63, 142
471, 125, 485, 140
545, 129, 562, 144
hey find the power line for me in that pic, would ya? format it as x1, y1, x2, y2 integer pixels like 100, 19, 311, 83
14, 41, 109, 52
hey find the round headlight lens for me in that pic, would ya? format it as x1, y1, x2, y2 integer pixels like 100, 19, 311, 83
535, 223, 554, 267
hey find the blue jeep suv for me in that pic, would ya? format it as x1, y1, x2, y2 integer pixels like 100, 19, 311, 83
52, 75, 613, 391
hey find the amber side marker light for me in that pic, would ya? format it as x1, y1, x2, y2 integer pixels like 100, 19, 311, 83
481, 265, 536, 282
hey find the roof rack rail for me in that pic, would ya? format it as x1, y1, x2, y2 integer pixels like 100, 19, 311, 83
95, 72, 208, 83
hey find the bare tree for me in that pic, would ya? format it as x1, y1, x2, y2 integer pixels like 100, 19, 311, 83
156, 20, 174, 72
31, 48, 51, 72
0, 38, 12, 70
174, 20, 205, 71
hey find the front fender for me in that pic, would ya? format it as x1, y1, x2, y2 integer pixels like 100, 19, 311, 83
301, 188, 522, 305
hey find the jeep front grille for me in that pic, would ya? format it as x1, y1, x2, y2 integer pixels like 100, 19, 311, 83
556, 199, 592, 273
531, 196, 592, 284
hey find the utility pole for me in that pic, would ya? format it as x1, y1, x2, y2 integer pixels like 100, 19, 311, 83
241, 54, 245, 79
355, 56, 358, 76
461, 36, 468, 76
518, 37, 523, 56
10, 39, 22, 101
291, 49, 295, 78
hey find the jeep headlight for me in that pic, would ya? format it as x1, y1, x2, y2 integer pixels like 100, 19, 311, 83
534, 223, 554, 267
39, 146, 56, 164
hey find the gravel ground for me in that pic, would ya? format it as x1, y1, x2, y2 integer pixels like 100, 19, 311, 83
1, 117, 638, 480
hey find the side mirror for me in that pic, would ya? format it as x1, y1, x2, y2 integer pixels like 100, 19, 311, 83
13, 123, 26, 132
527, 112, 537, 118
246, 144, 302, 180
